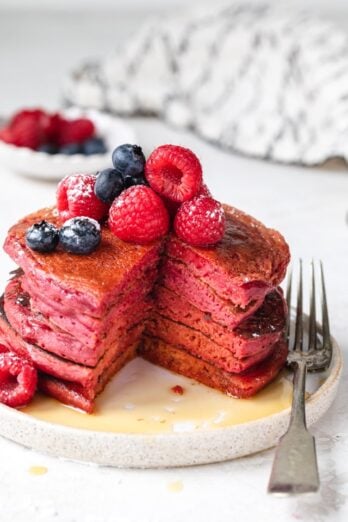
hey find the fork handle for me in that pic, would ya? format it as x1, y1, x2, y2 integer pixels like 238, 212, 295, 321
268, 360, 320, 494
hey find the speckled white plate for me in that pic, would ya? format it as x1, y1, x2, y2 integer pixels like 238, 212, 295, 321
0, 333, 342, 469
0, 108, 136, 180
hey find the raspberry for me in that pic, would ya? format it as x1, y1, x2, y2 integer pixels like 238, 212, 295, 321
109, 185, 169, 244
4, 109, 50, 149
0, 344, 9, 354
145, 145, 202, 203
0, 352, 37, 408
5, 113, 44, 149
0, 110, 96, 151
197, 183, 212, 197
160, 183, 212, 221
58, 118, 95, 146
0, 128, 15, 144
162, 197, 180, 220
9, 108, 47, 128
174, 196, 226, 247
43, 112, 65, 143
11, 117, 42, 149
57, 174, 109, 222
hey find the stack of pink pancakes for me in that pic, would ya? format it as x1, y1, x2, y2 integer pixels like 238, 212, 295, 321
0, 205, 290, 412
141, 206, 290, 398
0, 208, 162, 412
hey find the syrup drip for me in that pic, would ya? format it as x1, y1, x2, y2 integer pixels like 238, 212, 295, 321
28, 466, 48, 476
236, 291, 285, 338
167, 480, 183, 492
16, 293, 30, 307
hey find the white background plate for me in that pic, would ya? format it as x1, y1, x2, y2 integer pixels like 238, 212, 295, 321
0, 107, 136, 180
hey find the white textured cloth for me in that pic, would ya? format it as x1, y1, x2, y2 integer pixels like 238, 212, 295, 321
64, 2, 348, 165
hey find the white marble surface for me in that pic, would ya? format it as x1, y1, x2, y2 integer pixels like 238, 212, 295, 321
0, 8, 348, 522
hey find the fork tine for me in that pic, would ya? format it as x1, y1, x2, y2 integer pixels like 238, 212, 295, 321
293, 259, 303, 351
308, 260, 317, 351
320, 262, 332, 353
285, 267, 292, 344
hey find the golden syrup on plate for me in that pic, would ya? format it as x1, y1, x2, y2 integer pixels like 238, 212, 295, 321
28, 466, 48, 476
167, 480, 184, 492
23, 359, 292, 434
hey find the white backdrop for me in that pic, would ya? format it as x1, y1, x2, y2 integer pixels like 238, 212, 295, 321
1, 0, 348, 29
0, 0, 347, 14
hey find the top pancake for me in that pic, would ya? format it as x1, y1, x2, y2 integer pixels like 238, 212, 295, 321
4, 207, 161, 312
167, 205, 290, 286
3, 205, 290, 312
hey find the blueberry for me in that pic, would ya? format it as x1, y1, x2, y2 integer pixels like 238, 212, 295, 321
123, 174, 148, 188
59, 143, 82, 155
95, 168, 124, 203
26, 221, 59, 253
59, 217, 101, 255
112, 144, 145, 180
37, 143, 58, 155
82, 137, 107, 156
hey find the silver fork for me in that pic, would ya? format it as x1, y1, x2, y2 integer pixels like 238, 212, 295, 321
268, 260, 333, 495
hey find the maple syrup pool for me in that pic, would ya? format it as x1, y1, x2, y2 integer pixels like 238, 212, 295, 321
22, 358, 293, 434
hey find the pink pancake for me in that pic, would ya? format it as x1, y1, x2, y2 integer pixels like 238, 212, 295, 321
161, 257, 264, 329
0, 299, 141, 391
4, 207, 162, 316
166, 206, 290, 307
140, 335, 288, 398
153, 286, 286, 358
4, 277, 151, 366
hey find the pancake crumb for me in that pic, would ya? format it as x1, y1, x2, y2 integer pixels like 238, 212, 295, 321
171, 385, 184, 395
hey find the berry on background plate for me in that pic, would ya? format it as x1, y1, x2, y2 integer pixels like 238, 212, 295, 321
145, 144, 202, 203
0, 109, 48, 150
174, 196, 226, 247
57, 117, 95, 147
59, 217, 101, 255
0, 352, 38, 408
59, 143, 82, 155
83, 137, 108, 156
57, 174, 109, 222
43, 112, 65, 144
0, 109, 136, 180
0, 108, 107, 156
108, 185, 169, 244
37, 143, 58, 155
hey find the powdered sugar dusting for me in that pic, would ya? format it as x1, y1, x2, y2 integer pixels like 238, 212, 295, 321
67, 175, 94, 203
63, 216, 101, 230
185, 196, 225, 224
174, 195, 226, 246
113, 196, 127, 209
205, 205, 224, 223
57, 173, 108, 222
37, 221, 58, 234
